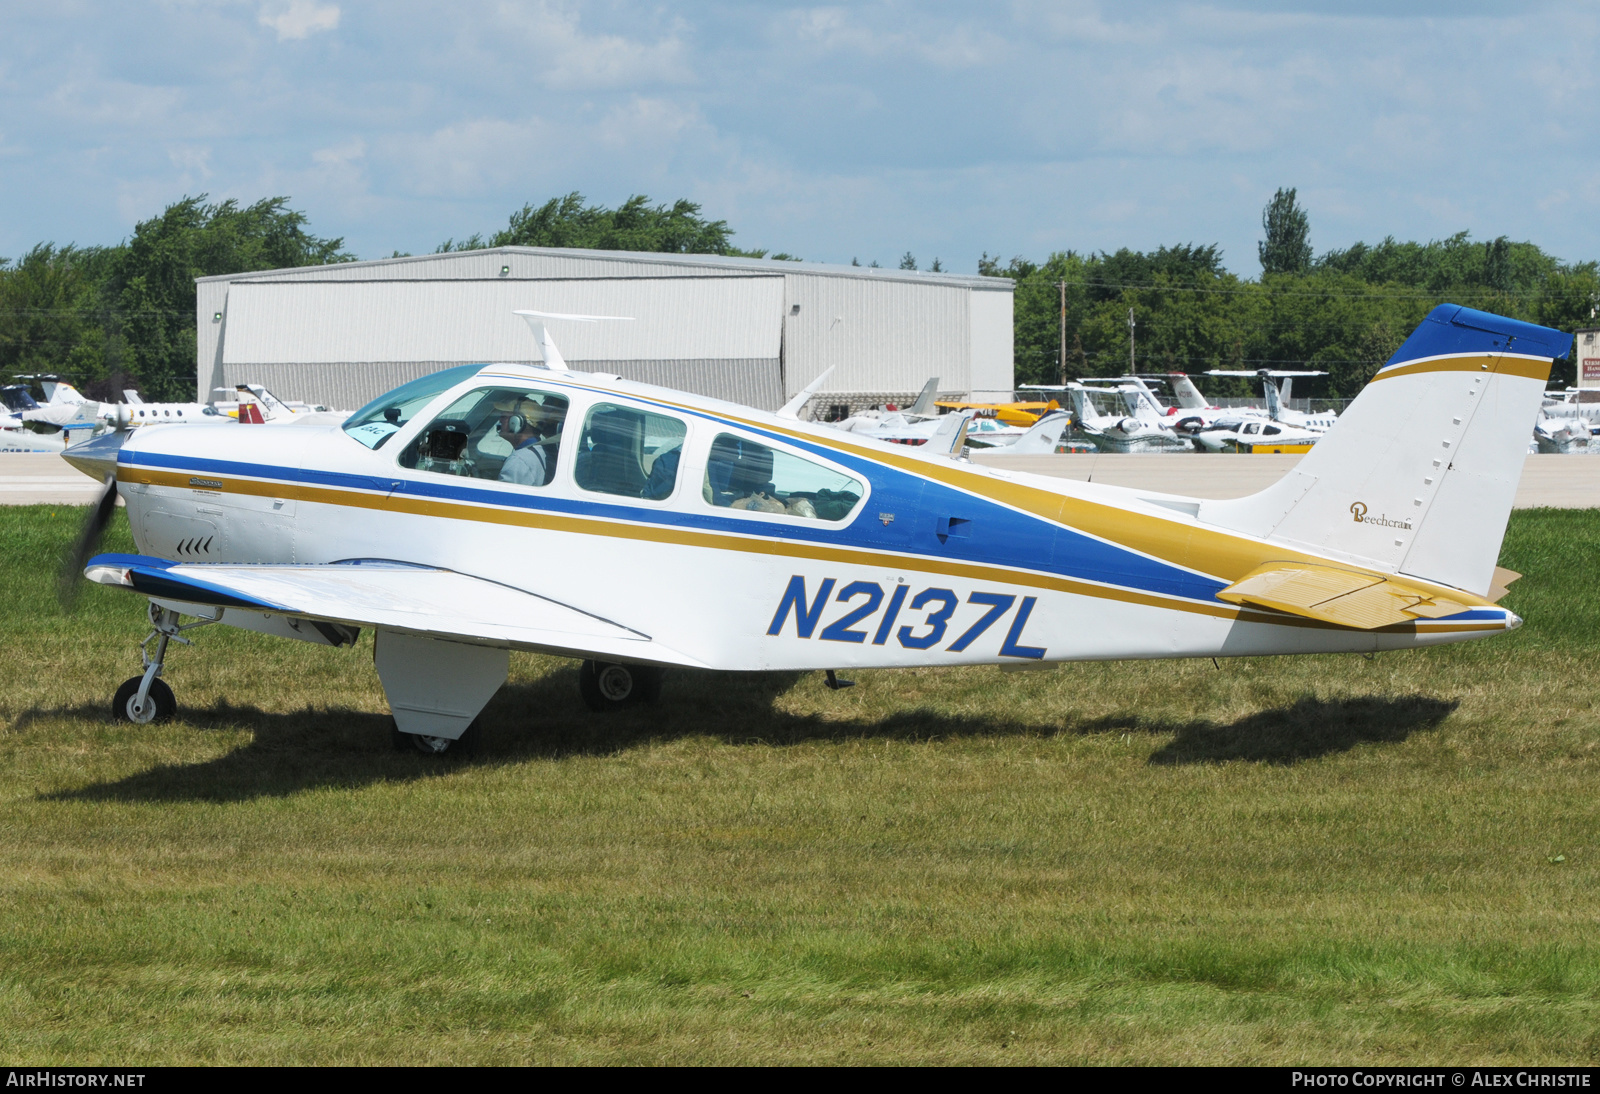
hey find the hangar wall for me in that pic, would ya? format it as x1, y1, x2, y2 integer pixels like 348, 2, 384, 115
197, 248, 1014, 412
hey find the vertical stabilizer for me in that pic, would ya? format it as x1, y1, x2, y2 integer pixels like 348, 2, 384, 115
907, 378, 941, 417
1168, 374, 1209, 409
1198, 305, 1571, 595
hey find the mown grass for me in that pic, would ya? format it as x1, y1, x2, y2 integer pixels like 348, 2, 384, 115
1, 505, 1598, 1064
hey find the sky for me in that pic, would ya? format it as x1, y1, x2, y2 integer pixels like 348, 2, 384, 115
1, 1, 1595, 276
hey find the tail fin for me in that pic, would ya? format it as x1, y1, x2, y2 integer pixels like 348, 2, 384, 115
1198, 305, 1571, 596
1168, 373, 1208, 409
925, 409, 974, 457
1008, 410, 1072, 454
1064, 384, 1105, 428
907, 377, 940, 417
1262, 374, 1284, 420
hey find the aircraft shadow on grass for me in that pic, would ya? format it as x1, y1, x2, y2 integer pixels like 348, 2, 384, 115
32, 670, 1459, 803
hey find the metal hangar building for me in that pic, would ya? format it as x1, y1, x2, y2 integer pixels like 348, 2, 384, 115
196, 247, 1016, 414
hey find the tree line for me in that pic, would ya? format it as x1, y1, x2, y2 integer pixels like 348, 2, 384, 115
988, 189, 1600, 398
2, 187, 1594, 403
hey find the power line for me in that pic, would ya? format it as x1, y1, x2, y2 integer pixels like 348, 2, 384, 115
1015, 277, 1556, 301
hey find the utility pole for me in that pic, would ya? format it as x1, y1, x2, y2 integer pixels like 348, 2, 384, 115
1127, 307, 1136, 373
1058, 281, 1067, 386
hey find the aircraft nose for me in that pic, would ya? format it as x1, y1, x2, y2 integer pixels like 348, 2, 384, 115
60, 429, 127, 482
1505, 610, 1523, 631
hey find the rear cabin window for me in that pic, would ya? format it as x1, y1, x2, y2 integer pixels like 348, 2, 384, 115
397, 386, 569, 486
574, 403, 687, 501
703, 434, 863, 522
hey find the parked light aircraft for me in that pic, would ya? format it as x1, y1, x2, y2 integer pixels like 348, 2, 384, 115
933, 399, 1059, 428
1190, 416, 1322, 454
1206, 369, 1339, 432
827, 378, 946, 442
1533, 411, 1598, 454
0, 407, 68, 453
59, 304, 1565, 755
1060, 382, 1191, 452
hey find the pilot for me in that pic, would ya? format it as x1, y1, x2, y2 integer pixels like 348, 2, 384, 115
496, 396, 557, 486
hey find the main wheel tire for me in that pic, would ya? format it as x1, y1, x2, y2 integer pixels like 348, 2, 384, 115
391, 717, 478, 757
112, 676, 176, 724
579, 661, 663, 712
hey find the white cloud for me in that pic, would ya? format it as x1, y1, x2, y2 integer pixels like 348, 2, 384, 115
491, 2, 690, 89
259, 1, 340, 42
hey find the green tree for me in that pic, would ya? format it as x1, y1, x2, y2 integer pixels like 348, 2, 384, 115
1259, 187, 1312, 275
0, 244, 116, 391
108, 196, 351, 400
441, 193, 747, 255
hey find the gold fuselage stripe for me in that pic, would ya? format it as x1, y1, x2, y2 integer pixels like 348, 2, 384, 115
121, 464, 1508, 635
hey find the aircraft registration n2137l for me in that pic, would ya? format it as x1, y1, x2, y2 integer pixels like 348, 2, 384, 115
61, 304, 1569, 755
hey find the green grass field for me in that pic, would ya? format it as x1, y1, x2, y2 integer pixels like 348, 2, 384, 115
2, 505, 1598, 1064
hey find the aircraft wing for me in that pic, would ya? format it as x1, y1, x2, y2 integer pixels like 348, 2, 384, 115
1215, 562, 1479, 629
83, 553, 707, 668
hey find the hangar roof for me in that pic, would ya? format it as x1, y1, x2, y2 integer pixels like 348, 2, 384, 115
197, 245, 1013, 293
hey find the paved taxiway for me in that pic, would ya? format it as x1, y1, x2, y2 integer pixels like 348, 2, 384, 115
2, 450, 1596, 507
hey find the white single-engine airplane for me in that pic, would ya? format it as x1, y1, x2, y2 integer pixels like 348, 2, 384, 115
59, 304, 1567, 755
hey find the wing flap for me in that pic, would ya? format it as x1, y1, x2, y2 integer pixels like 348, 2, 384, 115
1217, 561, 1478, 630
85, 553, 706, 667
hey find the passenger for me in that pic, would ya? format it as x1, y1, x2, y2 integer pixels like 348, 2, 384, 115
642, 446, 680, 500
496, 396, 556, 486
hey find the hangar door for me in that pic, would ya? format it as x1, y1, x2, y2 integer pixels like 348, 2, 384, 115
214, 275, 787, 411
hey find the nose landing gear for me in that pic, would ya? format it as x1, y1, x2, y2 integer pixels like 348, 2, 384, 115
111, 603, 214, 724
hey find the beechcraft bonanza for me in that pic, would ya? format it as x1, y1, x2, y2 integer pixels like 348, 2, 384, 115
58, 304, 1566, 755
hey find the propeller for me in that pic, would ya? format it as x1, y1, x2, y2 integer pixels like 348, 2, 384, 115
57, 472, 118, 609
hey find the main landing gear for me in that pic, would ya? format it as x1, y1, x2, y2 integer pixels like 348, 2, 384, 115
391, 719, 480, 757
111, 603, 214, 724
578, 660, 663, 713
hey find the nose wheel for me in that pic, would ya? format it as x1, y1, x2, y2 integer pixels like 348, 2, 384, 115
579, 660, 663, 712
112, 676, 176, 724
110, 602, 213, 725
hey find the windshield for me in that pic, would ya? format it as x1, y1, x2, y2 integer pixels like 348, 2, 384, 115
342, 365, 485, 449
0, 387, 40, 413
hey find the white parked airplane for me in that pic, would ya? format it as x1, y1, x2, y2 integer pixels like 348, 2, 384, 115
1062, 382, 1192, 453
59, 304, 1564, 755
827, 378, 947, 443
14, 377, 226, 430
1206, 369, 1339, 432
0, 408, 68, 453
1190, 416, 1323, 453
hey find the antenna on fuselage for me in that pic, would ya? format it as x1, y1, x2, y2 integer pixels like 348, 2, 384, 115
513, 310, 634, 370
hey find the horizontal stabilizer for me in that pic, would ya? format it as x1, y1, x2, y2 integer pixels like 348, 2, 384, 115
84, 553, 706, 667
1217, 562, 1480, 630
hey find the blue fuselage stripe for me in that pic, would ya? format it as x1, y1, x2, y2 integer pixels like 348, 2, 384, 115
121, 438, 1229, 604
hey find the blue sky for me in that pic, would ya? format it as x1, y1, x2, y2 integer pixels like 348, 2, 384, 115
1, 1, 1594, 275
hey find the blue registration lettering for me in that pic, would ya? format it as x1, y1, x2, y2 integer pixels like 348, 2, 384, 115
999, 596, 1047, 659
946, 592, 1015, 652
897, 588, 958, 649
767, 576, 837, 638
819, 581, 885, 643
872, 584, 910, 645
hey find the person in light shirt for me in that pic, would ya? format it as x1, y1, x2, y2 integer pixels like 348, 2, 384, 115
496, 396, 558, 486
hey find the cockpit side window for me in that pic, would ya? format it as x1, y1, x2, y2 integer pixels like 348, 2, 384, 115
703, 433, 863, 522
574, 403, 688, 500
398, 386, 570, 486
342, 365, 484, 449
